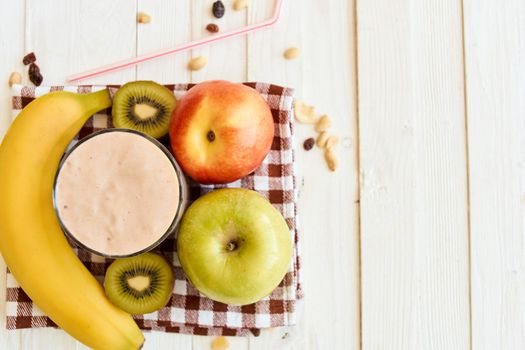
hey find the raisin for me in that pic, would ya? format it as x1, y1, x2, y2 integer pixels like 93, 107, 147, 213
28, 63, 43, 86
212, 1, 225, 18
206, 23, 219, 33
23, 52, 37, 65
303, 137, 315, 151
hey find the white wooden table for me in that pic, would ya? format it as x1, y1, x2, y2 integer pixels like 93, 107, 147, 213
0, 0, 524, 349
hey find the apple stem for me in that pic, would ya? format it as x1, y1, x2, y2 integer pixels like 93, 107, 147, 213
226, 241, 237, 252
207, 130, 216, 142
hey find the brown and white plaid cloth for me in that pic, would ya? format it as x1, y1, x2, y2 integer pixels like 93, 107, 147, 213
5, 82, 302, 337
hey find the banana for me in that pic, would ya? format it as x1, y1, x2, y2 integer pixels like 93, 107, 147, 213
0, 90, 144, 350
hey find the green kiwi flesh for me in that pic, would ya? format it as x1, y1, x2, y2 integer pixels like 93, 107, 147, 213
104, 252, 174, 315
112, 81, 176, 139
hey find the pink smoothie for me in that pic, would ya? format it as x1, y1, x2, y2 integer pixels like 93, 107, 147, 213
55, 131, 180, 256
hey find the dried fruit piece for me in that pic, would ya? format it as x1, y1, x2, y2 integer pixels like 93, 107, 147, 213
303, 137, 315, 151
188, 56, 208, 71
294, 100, 317, 124
324, 149, 338, 172
8, 72, 21, 87
22, 52, 36, 65
137, 12, 151, 24
316, 132, 329, 148
325, 135, 340, 150
211, 336, 229, 350
233, 0, 248, 11
212, 1, 225, 18
28, 63, 43, 86
283, 47, 300, 60
206, 23, 219, 33
315, 115, 331, 132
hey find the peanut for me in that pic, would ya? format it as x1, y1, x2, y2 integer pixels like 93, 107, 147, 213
325, 135, 340, 150
188, 56, 208, 71
211, 336, 229, 350
8, 72, 21, 87
294, 100, 317, 124
324, 149, 338, 172
284, 47, 300, 60
137, 12, 151, 24
316, 131, 329, 148
315, 114, 332, 132
233, 0, 248, 11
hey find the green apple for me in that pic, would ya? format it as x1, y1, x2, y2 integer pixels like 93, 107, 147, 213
177, 188, 293, 305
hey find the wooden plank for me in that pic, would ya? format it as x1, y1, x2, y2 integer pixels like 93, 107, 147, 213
18, 329, 78, 350
464, 1, 525, 348
25, 0, 136, 85
189, 1, 248, 349
357, 0, 470, 348
136, 0, 191, 84
292, 0, 359, 348
245, 0, 301, 87
246, 0, 360, 348
135, 1, 192, 348
0, 0, 25, 139
0, 0, 23, 343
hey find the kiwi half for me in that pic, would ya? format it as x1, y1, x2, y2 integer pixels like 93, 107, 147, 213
104, 252, 174, 315
112, 81, 176, 139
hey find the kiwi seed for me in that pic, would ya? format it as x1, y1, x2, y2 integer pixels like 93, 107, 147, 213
112, 81, 177, 139
104, 252, 174, 315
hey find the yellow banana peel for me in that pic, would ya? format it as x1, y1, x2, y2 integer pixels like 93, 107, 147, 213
0, 89, 144, 350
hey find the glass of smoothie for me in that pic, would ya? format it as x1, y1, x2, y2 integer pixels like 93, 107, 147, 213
53, 129, 188, 258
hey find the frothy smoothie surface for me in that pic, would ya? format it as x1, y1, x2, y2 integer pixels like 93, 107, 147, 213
55, 131, 180, 256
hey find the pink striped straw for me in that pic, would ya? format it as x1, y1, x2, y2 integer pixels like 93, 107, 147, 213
68, 0, 283, 82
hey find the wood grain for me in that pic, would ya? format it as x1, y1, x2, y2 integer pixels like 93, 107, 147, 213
260, 0, 360, 349
357, 0, 470, 348
25, 0, 137, 85
1, 0, 525, 349
0, 0, 25, 141
136, 0, 191, 84
464, 0, 525, 348
0, 1, 25, 346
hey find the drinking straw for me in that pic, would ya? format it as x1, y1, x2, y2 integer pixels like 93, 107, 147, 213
67, 0, 283, 82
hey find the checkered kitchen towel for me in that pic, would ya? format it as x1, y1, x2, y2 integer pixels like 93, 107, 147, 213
5, 83, 302, 336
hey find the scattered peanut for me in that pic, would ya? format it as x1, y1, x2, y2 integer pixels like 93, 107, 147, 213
324, 149, 338, 172
188, 56, 208, 71
233, 0, 249, 11
211, 336, 229, 350
325, 135, 340, 150
315, 114, 332, 132
295, 99, 339, 172
316, 131, 329, 148
283, 47, 300, 60
8, 72, 21, 87
294, 100, 317, 124
137, 12, 151, 24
